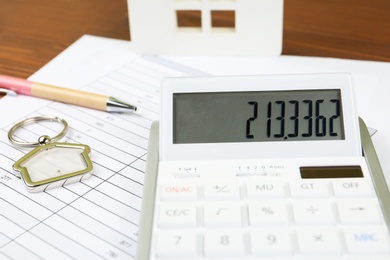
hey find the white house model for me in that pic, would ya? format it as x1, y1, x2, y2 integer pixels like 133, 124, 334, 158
128, 0, 284, 56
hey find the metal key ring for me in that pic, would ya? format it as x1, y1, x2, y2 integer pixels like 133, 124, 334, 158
8, 116, 69, 147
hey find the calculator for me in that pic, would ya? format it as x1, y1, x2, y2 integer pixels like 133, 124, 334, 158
136, 74, 390, 259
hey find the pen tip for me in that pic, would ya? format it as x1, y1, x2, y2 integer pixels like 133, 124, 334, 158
107, 97, 137, 112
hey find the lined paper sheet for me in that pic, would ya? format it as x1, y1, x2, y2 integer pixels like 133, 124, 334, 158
0, 37, 205, 259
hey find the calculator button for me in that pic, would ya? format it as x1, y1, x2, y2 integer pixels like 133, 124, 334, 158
156, 230, 197, 258
160, 183, 197, 201
203, 202, 242, 227
246, 181, 285, 199
203, 182, 240, 200
332, 180, 373, 198
158, 202, 197, 228
289, 181, 330, 199
250, 228, 292, 256
344, 226, 390, 255
248, 201, 289, 226
292, 200, 335, 225
296, 227, 342, 255
203, 229, 245, 257
336, 199, 382, 225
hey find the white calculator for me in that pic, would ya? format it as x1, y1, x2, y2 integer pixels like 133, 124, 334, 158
136, 74, 390, 259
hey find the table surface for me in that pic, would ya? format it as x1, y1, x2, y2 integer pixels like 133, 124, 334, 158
1, 0, 390, 80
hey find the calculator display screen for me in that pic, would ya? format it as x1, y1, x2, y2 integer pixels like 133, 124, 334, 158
173, 89, 344, 144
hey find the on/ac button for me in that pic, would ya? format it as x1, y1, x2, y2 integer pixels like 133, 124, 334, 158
160, 184, 197, 201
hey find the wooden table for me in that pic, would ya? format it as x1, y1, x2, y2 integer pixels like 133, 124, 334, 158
1, 0, 390, 80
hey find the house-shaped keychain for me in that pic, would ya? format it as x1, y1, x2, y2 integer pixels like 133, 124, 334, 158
128, 0, 284, 55
13, 142, 93, 192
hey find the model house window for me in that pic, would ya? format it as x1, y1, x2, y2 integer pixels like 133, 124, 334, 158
211, 10, 235, 29
175, 0, 235, 32
176, 10, 202, 28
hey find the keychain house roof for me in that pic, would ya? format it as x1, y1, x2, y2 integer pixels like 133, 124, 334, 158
127, 0, 284, 55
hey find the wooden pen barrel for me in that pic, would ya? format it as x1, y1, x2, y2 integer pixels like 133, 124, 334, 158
31, 83, 107, 111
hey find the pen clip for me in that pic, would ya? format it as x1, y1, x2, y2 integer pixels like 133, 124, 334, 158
0, 88, 17, 96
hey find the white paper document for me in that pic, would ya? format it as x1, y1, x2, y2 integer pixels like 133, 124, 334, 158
1, 35, 390, 259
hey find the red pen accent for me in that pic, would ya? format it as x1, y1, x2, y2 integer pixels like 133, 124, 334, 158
0, 75, 33, 95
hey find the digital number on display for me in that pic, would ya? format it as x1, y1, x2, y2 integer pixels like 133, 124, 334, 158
245, 98, 341, 140
173, 89, 345, 144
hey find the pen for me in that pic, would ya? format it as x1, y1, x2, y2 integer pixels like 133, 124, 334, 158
0, 75, 137, 112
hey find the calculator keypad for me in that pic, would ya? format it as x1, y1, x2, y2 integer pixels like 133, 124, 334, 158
154, 179, 390, 258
